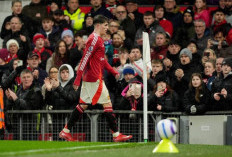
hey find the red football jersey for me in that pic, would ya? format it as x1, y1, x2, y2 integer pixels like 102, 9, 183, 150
74, 32, 118, 86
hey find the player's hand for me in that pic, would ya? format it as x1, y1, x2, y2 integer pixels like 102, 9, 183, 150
73, 84, 79, 91
115, 74, 120, 80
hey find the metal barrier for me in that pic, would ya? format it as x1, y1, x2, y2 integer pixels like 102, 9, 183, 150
3, 110, 232, 143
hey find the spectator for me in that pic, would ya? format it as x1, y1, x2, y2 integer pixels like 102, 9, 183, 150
22, 0, 47, 27
82, 13, 94, 35
166, 40, 182, 66
61, 29, 82, 70
215, 57, 224, 77
108, 20, 120, 35
211, 57, 232, 110
0, 0, 35, 39
201, 48, 217, 65
46, 40, 70, 73
173, 48, 202, 106
148, 76, 179, 112
27, 52, 47, 86
114, 65, 135, 109
183, 73, 210, 114
147, 59, 168, 92
1, 58, 24, 92
163, 57, 178, 88
134, 11, 164, 48
39, 16, 61, 51
202, 59, 217, 90
116, 47, 130, 79
105, 0, 119, 16
174, 7, 195, 48
44, 64, 78, 110
47, 0, 62, 15
111, 32, 125, 67
5, 69, 44, 140
151, 32, 168, 60
0, 49, 11, 83
187, 40, 202, 67
192, 19, 211, 55
194, 0, 212, 28
120, 74, 143, 119
5, 69, 44, 110
32, 33, 52, 70
125, 0, 143, 31
52, 9, 72, 31
102, 30, 113, 65
89, 0, 113, 19
154, 5, 173, 38
211, 8, 231, 34
224, 0, 232, 25
74, 30, 87, 53
2, 16, 31, 52
64, 0, 85, 33
164, 0, 183, 33
115, 5, 136, 43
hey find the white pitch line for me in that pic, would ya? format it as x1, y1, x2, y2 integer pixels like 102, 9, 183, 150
1, 143, 130, 156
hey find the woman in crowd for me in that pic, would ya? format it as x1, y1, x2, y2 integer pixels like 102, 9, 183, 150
148, 76, 179, 112
194, 0, 211, 28
46, 40, 69, 73
202, 59, 217, 90
183, 73, 210, 114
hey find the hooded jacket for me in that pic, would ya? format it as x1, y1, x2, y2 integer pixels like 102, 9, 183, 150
45, 64, 79, 110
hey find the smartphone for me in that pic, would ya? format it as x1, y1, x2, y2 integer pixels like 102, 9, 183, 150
17, 60, 23, 66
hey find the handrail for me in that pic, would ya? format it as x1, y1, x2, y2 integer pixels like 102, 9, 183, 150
6, 110, 232, 115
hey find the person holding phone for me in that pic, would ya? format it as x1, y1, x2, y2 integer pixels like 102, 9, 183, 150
148, 76, 179, 112
211, 57, 232, 111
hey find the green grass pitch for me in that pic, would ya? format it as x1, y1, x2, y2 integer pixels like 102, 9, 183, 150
0, 141, 232, 157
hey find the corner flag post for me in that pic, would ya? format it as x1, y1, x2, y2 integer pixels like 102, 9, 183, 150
142, 32, 151, 143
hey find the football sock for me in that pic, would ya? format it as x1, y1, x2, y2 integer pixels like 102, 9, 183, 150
104, 106, 118, 133
66, 104, 84, 130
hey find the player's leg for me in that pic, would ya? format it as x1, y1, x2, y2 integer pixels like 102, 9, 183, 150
59, 104, 88, 141
102, 102, 132, 142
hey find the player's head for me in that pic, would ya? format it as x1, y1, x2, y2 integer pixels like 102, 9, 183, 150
93, 15, 109, 36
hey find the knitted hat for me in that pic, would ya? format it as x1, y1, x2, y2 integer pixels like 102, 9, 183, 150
6, 39, 19, 51
0, 48, 9, 62
33, 33, 45, 44
61, 29, 74, 39
183, 6, 194, 19
123, 66, 135, 75
179, 48, 192, 60
222, 57, 232, 68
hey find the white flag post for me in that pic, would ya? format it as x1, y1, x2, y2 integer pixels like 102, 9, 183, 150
142, 32, 151, 143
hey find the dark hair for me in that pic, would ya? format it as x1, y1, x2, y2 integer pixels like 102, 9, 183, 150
60, 65, 69, 72
153, 5, 166, 16
74, 30, 87, 38
93, 15, 108, 25
53, 40, 69, 67
12, 0, 21, 7
130, 46, 141, 53
189, 73, 203, 102
144, 11, 155, 18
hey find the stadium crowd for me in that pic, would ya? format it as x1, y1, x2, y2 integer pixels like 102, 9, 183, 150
0, 0, 232, 140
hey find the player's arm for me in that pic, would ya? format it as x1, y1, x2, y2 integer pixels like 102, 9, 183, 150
73, 37, 97, 86
104, 60, 119, 78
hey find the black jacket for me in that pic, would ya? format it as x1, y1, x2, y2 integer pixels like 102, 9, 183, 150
211, 72, 232, 110
6, 83, 44, 110
183, 85, 210, 114
148, 90, 179, 112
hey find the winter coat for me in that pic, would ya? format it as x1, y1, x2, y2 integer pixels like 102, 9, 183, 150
211, 72, 232, 110
148, 90, 179, 112
119, 16, 136, 42
194, 9, 212, 28
0, 13, 36, 40
45, 64, 79, 110
6, 82, 44, 110
68, 44, 82, 70
89, 5, 113, 19
183, 85, 210, 114
164, 6, 183, 32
